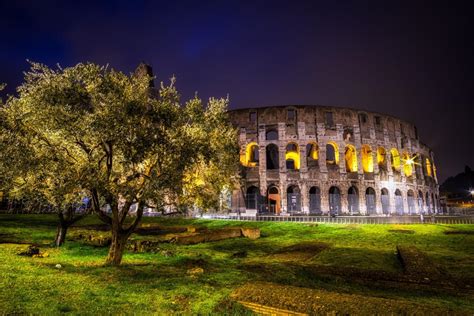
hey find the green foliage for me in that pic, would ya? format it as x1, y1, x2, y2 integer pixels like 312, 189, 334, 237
0, 61, 238, 215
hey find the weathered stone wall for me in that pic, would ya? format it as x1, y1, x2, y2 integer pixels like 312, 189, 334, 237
229, 105, 440, 215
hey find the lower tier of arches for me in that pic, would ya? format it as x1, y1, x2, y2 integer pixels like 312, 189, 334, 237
232, 181, 440, 216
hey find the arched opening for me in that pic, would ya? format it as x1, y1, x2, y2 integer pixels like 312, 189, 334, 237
285, 143, 300, 170
407, 190, 415, 214
309, 186, 321, 214
267, 186, 280, 214
287, 185, 301, 213
348, 186, 359, 214
266, 129, 278, 141
425, 192, 431, 214
365, 187, 376, 215
415, 154, 423, 178
245, 186, 260, 210
377, 147, 386, 170
425, 158, 432, 177
395, 189, 404, 215
381, 188, 390, 214
402, 152, 413, 177
417, 191, 424, 214
391, 148, 401, 172
266, 144, 279, 170
306, 143, 319, 168
361, 145, 374, 173
329, 186, 341, 215
345, 145, 358, 172
326, 142, 339, 166
240, 142, 259, 167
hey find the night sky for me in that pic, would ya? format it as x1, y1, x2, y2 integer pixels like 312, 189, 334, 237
1, 0, 473, 182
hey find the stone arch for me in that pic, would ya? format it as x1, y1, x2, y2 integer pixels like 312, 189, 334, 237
365, 187, 376, 215
245, 186, 260, 210
425, 158, 433, 177
391, 148, 401, 172
395, 189, 404, 215
425, 192, 431, 214
417, 190, 424, 213
361, 145, 374, 173
287, 185, 301, 213
381, 188, 390, 214
329, 186, 341, 215
348, 186, 359, 214
407, 189, 416, 214
285, 142, 300, 170
240, 142, 259, 167
267, 185, 281, 214
266, 144, 279, 170
345, 144, 358, 172
306, 142, 319, 168
377, 147, 387, 171
326, 142, 339, 165
309, 186, 321, 214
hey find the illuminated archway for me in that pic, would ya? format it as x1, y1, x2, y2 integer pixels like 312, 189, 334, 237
390, 148, 400, 171
402, 152, 413, 177
326, 142, 339, 165
345, 145, 358, 172
240, 142, 259, 167
361, 145, 374, 173
425, 158, 432, 177
306, 142, 319, 168
377, 147, 386, 169
285, 143, 300, 170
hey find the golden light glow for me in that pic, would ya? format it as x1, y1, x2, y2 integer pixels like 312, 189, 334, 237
286, 143, 300, 170
390, 148, 400, 171
307, 142, 319, 160
433, 163, 437, 179
361, 145, 374, 173
425, 158, 432, 177
402, 152, 413, 177
345, 144, 358, 172
326, 142, 339, 165
377, 147, 386, 165
240, 142, 259, 167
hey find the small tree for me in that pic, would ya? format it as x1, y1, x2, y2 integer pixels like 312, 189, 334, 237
0, 62, 238, 264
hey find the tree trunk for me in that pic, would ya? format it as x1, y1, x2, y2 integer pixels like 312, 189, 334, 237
54, 222, 69, 247
105, 230, 129, 266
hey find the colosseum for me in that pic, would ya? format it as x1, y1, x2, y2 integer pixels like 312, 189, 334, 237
228, 105, 440, 216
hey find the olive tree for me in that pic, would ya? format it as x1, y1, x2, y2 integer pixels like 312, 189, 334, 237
0, 62, 238, 264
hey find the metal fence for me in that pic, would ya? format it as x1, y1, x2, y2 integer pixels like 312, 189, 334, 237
198, 214, 474, 224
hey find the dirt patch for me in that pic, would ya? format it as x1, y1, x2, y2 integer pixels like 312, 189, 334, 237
134, 225, 196, 236
267, 242, 329, 262
444, 230, 474, 235
396, 245, 443, 280
388, 229, 415, 234
173, 228, 243, 245
232, 282, 458, 315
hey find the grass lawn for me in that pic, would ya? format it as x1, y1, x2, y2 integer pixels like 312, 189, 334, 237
0, 214, 473, 315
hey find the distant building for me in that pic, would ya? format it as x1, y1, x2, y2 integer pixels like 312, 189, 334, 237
229, 105, 439, 216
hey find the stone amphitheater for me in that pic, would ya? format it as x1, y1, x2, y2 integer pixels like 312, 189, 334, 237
228, 105, 439, 216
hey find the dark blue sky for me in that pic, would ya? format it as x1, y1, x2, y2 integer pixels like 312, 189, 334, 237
1, 0, 473, 182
